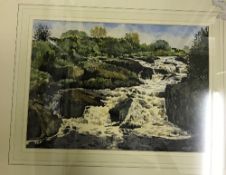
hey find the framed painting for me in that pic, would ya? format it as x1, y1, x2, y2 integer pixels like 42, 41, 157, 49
8, 3, 225, 174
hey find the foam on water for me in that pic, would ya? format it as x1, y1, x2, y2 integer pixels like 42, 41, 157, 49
56, 56, 190, 145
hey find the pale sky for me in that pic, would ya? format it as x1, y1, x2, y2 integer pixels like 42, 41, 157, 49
33, 20, 205, 49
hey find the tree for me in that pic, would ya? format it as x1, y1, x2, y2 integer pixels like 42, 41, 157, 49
125, 32, 140, 44
31, 41, 55, 69
164, 27, 209, 139
151, 40, 170, 51
188, 27, 208, 81
61, 30, 88, 39
124, 32, 140, 52
33, 24, 51, 41
90, 26, 107, 38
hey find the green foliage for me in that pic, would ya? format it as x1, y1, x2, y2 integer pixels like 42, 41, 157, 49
30, 68, 51, 92
171, 48, 186, 57
31, 41, 56, 69
84, 78, 113, 89
124, 32, 140, 52
125, 32, 140, 45
61, 30, 88, 39
100, 37, 125, 57
60, 30, 95, 57
70, 58, 139, 89
82, 60, 137, 81
97, 67, 128, 80
150, 40, 171, 51
165, 27, 209, 137
33, 24, 51, 41
77, 37, 100, 56
90, 26, 107, 38
54, 58, 74, 67
140, 43, 149, 52
30, 26, 193, 92
67, 65, 84, 79
188, 27, 209, 81
49, 29, 179, 57
58, 35, 101, 57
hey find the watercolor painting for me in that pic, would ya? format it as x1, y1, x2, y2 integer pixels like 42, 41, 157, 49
26, 20, 208, 151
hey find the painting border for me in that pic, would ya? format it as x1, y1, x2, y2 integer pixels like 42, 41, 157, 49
8, 3, 224, 173
213, 0, 226, 10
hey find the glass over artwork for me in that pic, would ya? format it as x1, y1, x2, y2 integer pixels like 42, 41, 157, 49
26, 20, 209, 151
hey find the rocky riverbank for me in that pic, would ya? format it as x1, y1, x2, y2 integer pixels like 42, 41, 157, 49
26, 55, 201, 151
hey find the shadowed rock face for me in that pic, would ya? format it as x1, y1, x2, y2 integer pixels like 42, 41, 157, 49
106, 59, 145, 74
154, 68, 169, 75
140, 68, 153, 79
118, 131, 203, 151
165, 79, 208, 136
109, 98, 133, 123
136, 56, 158, 64
27, 102, 62, 140
27, 130, 113, 149
175, 56, 188, 64
27, 106, 42, 139
106, 58, 153, 79
59, 89, 104, 118
27, 129, 202, 152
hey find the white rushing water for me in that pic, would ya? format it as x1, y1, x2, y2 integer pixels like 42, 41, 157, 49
56, 56, 191, 149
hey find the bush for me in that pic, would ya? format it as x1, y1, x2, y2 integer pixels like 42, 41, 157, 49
29, 68, 51, 94
61, 30, 88, 39
150, 40, 171, 51
31, 41, 56, 69
54, 58, 74, 67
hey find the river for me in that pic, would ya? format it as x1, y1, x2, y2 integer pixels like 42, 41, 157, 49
40, 56, 193, 150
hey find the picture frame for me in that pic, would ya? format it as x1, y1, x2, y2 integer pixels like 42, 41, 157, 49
213, 0, 226, 10
8, 2, 225, 174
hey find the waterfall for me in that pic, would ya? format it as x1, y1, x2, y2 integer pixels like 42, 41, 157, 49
50, 56, 190, 149
47, 91, 62, 115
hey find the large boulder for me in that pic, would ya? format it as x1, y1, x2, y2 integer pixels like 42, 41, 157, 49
59, 89, 104, 118
27, 102, 62, 140
118, 133, 201, 151
175, 56, 187, 64
136, 55, 159, 64
140, 68, 153, 79
27, 130, 113, 149
109, 98, 133, 123
154, 68, 169, 75
106, 59, 144, 74
106, 59, 153, 80
138, 56, 154, 64
165, 79, 208, 135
